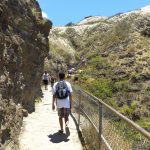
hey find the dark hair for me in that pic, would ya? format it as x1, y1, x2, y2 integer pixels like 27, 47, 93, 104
59, 72, 65, 80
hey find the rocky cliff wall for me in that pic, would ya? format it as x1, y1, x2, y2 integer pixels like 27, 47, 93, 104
0, 0, 52, 149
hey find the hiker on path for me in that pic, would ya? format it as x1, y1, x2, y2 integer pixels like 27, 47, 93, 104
52, 72, 73, 134
50, 76, 55, 87
42, 71, 50, 90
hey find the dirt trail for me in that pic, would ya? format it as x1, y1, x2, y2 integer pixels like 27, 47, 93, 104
19, 85, 82, 150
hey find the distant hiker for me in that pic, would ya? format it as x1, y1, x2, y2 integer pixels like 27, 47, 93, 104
52, 72, 73, 135
74, 76, 78, 83
50, 76, 55, 87
42, 71, 50, 90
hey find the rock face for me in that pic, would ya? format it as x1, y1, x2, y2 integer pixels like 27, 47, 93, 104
49, 6, 150, 128
0, 0, 52, 149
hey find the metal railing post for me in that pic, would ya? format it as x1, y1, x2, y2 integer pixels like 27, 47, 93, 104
78, 90, 81, 127
99, 102, 103, 150
72, 86, 150, 149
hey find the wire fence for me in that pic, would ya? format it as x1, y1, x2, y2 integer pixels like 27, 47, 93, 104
72, 85, 150, 150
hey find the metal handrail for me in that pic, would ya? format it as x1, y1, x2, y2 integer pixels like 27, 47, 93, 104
81, 89, 150, 140
72, 85, 150, 149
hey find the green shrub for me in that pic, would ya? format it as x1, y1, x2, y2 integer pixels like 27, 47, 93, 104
107, 97, 118, 108
89, 56, 109, 69
131, 101, 138, 110
114, 80, 129, 92
119, 101, 138, 116
83, 78, 113, 99
120, 104, 133, 116
113, 20, 131, 40
137, 118, 150, 129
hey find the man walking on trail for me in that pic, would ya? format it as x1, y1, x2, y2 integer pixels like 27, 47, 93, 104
42, 71, 50, 90
52, 72, 73, 134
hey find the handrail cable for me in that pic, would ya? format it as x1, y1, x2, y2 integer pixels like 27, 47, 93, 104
73, 97, 112, 150
80, 88, 150, 140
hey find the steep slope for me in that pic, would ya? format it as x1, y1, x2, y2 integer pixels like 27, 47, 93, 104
0, 0, 52, 149
49, 6, 150, 129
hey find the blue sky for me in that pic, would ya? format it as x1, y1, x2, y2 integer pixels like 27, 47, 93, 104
37, 0, 150, 26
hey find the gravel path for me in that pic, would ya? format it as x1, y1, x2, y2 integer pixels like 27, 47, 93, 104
19, 85, 82, 150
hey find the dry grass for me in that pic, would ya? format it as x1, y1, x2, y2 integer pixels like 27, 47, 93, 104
102, 119, 132, 150
79, 117, 132, 150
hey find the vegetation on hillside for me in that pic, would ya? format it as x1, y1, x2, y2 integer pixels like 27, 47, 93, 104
48, 13, 150, 132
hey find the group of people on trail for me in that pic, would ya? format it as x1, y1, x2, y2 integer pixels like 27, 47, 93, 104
42, 71, 55, 89
42, 71, 73, 135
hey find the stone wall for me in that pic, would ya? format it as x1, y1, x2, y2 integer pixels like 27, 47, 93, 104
0, 0, 52, 149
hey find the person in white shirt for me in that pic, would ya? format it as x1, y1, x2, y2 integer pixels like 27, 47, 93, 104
52, 72, 73, 134
42, 71, 50, 90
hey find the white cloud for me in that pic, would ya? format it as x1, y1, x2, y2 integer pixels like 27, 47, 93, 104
42, 11, 48, 19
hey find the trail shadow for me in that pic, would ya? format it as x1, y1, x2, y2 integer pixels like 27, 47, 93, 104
70, 113, 86, 147
48, 132, 70, 143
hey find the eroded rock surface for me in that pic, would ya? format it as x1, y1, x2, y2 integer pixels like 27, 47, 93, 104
0, 0, 52, 149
